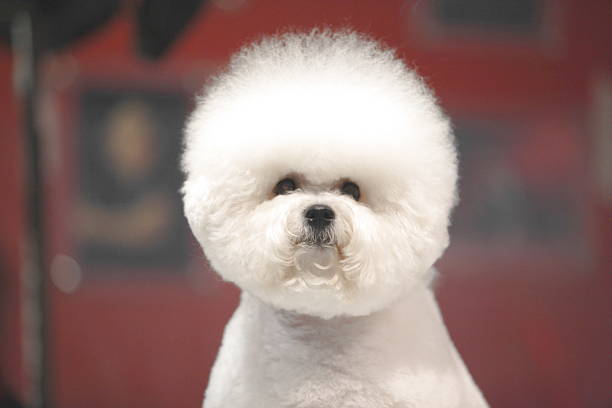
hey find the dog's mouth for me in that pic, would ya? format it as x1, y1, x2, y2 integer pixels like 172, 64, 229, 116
282, 218, 353, 290
292, 245, 340, 287
298, 224, 336, 247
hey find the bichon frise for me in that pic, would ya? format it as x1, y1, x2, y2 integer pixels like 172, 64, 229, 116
182, 29, 488, 408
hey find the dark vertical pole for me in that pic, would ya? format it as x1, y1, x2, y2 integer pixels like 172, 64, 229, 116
12, 9, 52, 408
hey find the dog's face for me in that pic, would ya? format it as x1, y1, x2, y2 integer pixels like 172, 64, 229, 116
182, 31, 457, 318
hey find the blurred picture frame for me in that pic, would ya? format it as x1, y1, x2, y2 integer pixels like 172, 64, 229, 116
43, 60, 208, 279
75, 87, 189, 271
443, 111, 591, 267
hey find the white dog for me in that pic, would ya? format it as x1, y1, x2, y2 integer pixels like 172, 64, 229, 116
182, 30, 488, 408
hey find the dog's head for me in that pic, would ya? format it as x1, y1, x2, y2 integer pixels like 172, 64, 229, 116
182, 30, 457, 318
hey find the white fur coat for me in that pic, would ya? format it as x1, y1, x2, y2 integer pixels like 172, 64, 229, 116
203, 282, 487, 407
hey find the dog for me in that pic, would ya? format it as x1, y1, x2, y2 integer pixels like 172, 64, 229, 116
182, 29, 488, 408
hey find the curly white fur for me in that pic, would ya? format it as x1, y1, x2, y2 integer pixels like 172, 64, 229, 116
182, 29, 488, 407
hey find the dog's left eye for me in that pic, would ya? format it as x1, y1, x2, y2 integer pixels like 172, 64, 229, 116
341, 181, 360, 201
274, 178, 297, 195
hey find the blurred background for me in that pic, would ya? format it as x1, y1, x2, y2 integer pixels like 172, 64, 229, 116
0, 0, 611, 407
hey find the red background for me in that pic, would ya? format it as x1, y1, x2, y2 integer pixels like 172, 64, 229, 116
1, 1, 611, 407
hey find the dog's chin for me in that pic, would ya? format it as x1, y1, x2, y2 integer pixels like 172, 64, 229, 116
284, 244, 343, 290
247, 236, 409, 318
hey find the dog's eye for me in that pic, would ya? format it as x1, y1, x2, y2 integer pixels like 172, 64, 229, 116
341, 181, 360, 201
274, 178, 297, 195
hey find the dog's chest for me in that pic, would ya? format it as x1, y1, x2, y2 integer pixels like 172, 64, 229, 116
203, 291, 487, 408
204, 296, 400, 407
254, 325, 398, 407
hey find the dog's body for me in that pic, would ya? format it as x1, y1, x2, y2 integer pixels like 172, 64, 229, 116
182, 30, 488, 407
205, 288, 486, 407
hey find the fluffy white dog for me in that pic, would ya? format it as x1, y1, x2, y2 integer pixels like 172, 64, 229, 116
182, 30, 488, 408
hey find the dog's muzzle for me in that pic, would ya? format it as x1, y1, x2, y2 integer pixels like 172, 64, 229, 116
303, 204, 335, 246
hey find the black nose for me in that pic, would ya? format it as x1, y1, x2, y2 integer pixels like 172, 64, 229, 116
305, 204, 335, 229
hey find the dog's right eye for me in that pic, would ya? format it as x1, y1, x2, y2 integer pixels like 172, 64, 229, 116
274, 178, 297, 195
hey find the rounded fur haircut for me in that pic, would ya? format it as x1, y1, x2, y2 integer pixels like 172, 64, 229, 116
182, 30, 458, 318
